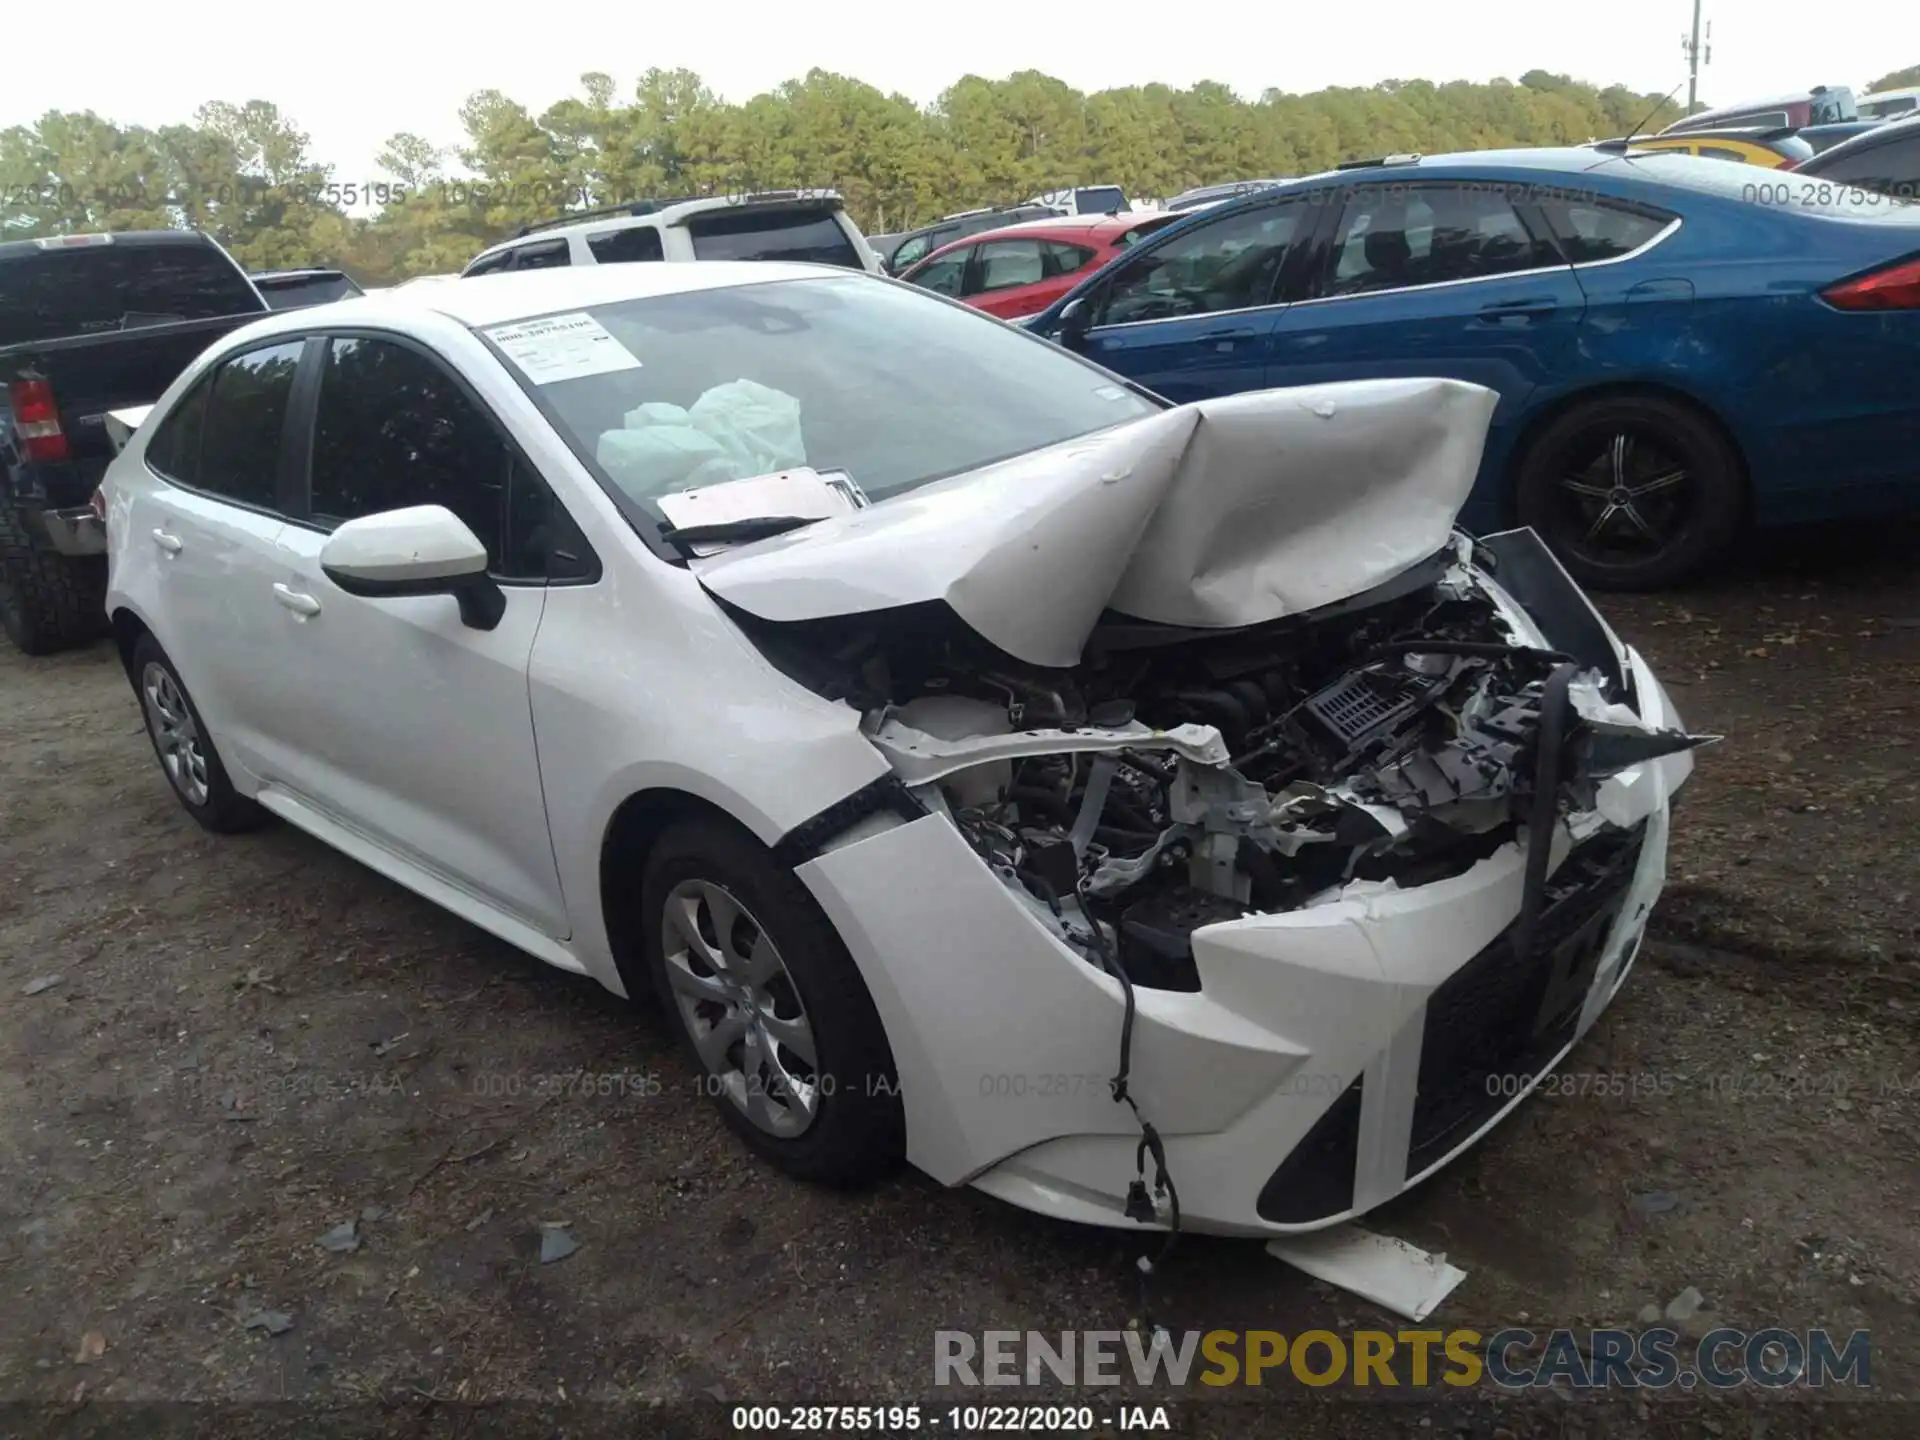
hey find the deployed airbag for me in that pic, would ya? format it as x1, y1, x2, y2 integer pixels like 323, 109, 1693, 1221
596, 378, 808, 500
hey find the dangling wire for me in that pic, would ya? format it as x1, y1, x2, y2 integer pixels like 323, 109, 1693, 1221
1077, 878, 1183, 1337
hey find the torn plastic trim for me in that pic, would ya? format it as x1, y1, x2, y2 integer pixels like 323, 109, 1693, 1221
1476, 527, 1630, 699
770, 774, 925, 868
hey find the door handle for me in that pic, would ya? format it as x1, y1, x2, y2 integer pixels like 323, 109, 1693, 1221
1201, 326, 1260, 341
151, 529, 183, 555
1476, 299, 1557, 322
272, 583, 321, 618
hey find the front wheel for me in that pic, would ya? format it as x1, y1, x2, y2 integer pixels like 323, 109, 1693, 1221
1514, 396, 1744, 591
642, 817, 903, 1186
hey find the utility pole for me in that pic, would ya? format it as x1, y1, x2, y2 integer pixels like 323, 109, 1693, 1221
1681, 0, 1712, 114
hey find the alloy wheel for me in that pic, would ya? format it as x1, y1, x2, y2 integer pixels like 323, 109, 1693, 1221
1550, 427, 1694, 570
660, 878, 821, 1139
141, 662, 210, 807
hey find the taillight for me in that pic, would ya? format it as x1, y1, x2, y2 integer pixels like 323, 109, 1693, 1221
7, 379, 69, 462
1777, 159, 1800, 171
1823, 255, 1920, 311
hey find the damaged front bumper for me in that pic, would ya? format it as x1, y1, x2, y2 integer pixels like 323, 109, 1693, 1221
785, 519, 1699, 1236
797, 646, 1686, 1236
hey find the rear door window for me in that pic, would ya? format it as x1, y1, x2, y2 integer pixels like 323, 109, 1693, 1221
684, 207, 862, 269
971, 240, 1048, 294
191, 340, 304, 509
463, 250, 514, 277
510, 239, 570, 271
586, 226, 666, 263
1322, 185, 1558, 296
0, 242, 261, 349
145, 379, 211, 485
1534, 200, 1672, 263
908, 248, 971, 297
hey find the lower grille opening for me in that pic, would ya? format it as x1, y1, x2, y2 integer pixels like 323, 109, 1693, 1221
1255, 1076, 1364, 1224
1406, 821, 1647, 1177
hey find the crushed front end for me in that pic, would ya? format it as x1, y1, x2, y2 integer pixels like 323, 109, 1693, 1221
769, 526, 1705, 1235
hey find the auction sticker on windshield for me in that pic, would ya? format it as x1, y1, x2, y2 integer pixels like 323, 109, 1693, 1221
485, 312, 642, 384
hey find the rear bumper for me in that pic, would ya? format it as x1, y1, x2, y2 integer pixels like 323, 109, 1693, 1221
29, 505, 106, 557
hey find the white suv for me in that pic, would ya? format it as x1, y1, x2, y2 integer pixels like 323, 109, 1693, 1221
461, 192, 882, 277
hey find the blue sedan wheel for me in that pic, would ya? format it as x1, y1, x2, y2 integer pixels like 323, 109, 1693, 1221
1515, 395, 1745, 591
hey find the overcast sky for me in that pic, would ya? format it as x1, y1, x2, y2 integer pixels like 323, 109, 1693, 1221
11, 1, 1914, 177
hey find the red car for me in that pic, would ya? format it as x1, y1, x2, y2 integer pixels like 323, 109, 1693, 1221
898, 211, 1184, 320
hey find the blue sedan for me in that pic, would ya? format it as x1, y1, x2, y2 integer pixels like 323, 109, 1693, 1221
1027, 149, 1920, 588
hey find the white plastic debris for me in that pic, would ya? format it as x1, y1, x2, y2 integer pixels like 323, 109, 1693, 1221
1265, 1225, 1467, 1323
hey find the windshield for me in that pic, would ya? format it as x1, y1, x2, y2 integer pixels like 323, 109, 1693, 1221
483, 274, 1157, 545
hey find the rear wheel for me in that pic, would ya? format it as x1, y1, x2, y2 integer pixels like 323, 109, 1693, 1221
642, 817, 903, 1186
1514, 395, 1744, 591
130, 634, 268, 833
0, 504, 106, 656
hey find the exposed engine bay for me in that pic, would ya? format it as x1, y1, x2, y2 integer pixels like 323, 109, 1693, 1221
730, 535, 1708, 992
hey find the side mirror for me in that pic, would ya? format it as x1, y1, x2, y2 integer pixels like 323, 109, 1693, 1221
319, 505, 506, 631
1057, 295, 1093, 348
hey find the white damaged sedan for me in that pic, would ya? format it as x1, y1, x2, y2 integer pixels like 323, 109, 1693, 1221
100, 263, 1705, 1237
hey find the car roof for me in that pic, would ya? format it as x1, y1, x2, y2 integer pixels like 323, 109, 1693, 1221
469, 192, 846, 263
1622, 126, 1797, 142
1205, 147, 1830, 210
903, 204, 1053, 237
1661, 88, 1850, 131
1800, 111, 1920, 168
0, 229, 220, 262
226, 261, 847, 338
913, 211, 1164, 264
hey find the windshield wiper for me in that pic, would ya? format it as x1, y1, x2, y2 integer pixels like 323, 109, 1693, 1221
661, 514, 822, 554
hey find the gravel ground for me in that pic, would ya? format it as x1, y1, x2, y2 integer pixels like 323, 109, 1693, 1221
2, 520, 1917, 1439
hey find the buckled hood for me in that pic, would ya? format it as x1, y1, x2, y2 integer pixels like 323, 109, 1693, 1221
689, 377, 1501, 668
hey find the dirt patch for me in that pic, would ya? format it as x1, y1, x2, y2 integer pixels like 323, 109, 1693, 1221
3, 520, 1918, 1436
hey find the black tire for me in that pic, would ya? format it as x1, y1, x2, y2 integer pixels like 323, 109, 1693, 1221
642, 816, 903, 1186
0, 503, 107, 656
129, 633, 269, 834
1513, 394, 1745, 591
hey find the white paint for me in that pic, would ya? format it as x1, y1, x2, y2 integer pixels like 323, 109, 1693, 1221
1265, 1227, 1468, 1323
318, 505, 489, 584
692, 377, 1498, 667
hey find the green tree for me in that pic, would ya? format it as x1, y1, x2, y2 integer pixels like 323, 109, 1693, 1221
1866, 65, 1920, 93
0, 67, 1694, 280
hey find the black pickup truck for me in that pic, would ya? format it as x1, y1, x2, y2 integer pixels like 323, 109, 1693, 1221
0, 230, 270, 654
